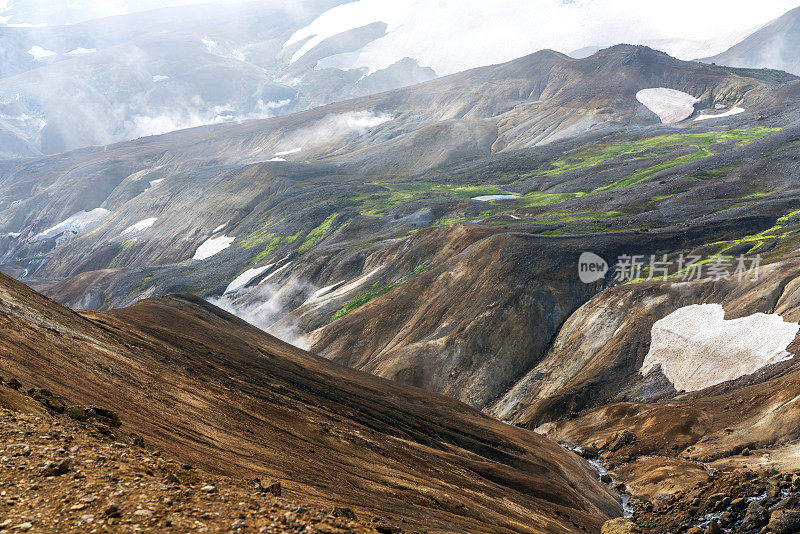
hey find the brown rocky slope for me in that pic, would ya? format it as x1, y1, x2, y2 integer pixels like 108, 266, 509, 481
0, 388, 381, 533
0, 272, 621, 533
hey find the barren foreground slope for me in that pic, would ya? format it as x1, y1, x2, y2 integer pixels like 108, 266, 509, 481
0, 393, 380, 533
0, 273, 620, 533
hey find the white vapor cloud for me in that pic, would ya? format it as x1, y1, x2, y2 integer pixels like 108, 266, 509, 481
211, 273, 313, 351
0, 0, 256, 26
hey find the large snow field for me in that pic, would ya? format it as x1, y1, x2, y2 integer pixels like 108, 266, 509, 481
641, 304, 799, 392
636, 88, 699, 124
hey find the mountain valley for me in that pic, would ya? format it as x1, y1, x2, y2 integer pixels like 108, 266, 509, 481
4, 3, 800, 532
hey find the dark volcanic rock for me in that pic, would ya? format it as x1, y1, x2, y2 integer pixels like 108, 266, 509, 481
742, 501, 769, 530
769, 509, 800, 534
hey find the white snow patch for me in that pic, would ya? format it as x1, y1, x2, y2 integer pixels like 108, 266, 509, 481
120, 217, 157, 236
65, 47, 96, 56
213, 223, 228, 234
28, 45, 57, 61
641, 304, 799, 392
636, 88, 699, 124
152, 75, 170, 83
201, 37, 217, 52
31, 208, 111, 242
472, 194, 520, 202
311, 280, 346, 300
193, 235, 235, 261
268, 157, 287, 162
694, 107, 745, 121
260, 262, 292, 283
224, 264, 274, 294
6, 232, 20, 238
274, 147, 302, 156
317, 268, 381, 301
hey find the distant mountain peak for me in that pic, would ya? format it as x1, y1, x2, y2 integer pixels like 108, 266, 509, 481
701, 5, 800, 75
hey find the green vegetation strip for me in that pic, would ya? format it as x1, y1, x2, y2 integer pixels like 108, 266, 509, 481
250, 233, 300, 265
625, 207, 800, 284
109, 240, 136, 268
539, 128, 779, 183
298, 213, 339, 253
331, 262, 431, 322
592, 128, 779, 193
350, 128, 781, 228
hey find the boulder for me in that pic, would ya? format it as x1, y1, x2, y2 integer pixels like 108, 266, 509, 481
85, 406, 121, 428
332, 507, 356, 520
248, 478, 280, 496
768, 509, 800, 534
601, 518, 642, 534
742, 501, 769, 530
264, 480, 281, 497
41, 457, 72, 477
65, 406, 87, 421
41, 397, 67, 413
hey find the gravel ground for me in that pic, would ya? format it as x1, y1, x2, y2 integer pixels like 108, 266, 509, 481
0, 404, 382, 533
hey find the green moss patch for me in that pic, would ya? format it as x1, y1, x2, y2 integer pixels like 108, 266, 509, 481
298, 213, 339, 253
331, 262, 431, 322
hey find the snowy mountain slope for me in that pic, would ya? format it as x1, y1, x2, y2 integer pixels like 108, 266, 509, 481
2, 0, 798, 158
0, 0, 437, 157
701, 5, 800, 75
283, 0, 800, 75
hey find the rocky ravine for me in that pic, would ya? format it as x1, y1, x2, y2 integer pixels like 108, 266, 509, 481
485, 258, 800, 532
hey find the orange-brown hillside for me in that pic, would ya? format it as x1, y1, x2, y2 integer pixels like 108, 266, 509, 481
0, 272, 620, 533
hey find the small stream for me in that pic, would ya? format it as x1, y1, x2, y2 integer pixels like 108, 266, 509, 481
564, 444, 634, 518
